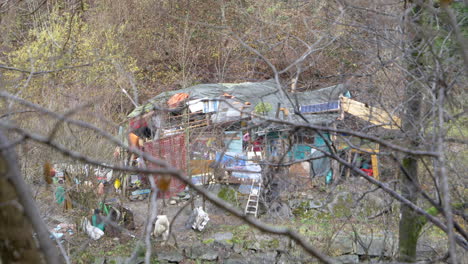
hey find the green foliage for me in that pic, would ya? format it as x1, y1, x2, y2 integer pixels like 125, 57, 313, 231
217, 186, 239, 206
292, 201, 312, 219
254, 102, 273, 114
4, 7, 138, 104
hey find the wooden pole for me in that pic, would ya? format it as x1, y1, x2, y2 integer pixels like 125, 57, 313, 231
184, 108, 193, 210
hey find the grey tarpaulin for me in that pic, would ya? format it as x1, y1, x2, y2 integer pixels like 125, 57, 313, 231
128, 80, 347, 125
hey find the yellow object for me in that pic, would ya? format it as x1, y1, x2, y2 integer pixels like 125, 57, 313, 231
190, 160, 214, 175
340, 96, 401, 129
114, 178, 121, 190
337, 142, 380, 180
371, 154, 379, 180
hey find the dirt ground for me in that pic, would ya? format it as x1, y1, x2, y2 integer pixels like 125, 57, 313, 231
34, 183, 250, 252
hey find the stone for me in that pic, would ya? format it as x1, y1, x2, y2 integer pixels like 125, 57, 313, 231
214, 232, 233, 241
157, 250, 184, 262
233, 243, 243, 254
416, 240, 447, 261
276, 253, 291, 264
257, 251, 277, 262
242, 253, 277, 264
224, 257, 248, 264
354, 234, 395, 257
309, 200, 323, 209
199, 250, 218, 261
213, 240, 233, 249
93, 257, 105, 264
288, 199, 303, 209
134, 257, 145, 264
187, 245, 203, 258
247, 242, 261, 252
327, 192, 354, 217
189, 245, 218, 261
268, 202, 292, 219
330, 235, 354, 255
106, 256, 125, 264
276, 253, 304, 264
334, 254, 359, 264
169, 200, 177, 205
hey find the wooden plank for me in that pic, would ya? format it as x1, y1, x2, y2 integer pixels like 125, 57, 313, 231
345, 151, 352, 178
341, 96, 401, 129
371, 154, 379, 180
190, 160, 214, 175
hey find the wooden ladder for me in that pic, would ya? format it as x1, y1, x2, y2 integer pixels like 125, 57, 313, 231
245, 180, 261, 217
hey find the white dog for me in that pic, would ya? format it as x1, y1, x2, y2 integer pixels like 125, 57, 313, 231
153, 215, 170, 241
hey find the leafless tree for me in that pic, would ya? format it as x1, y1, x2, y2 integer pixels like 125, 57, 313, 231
0, 1, 466, 264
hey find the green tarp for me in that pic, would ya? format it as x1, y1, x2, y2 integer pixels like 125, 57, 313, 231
312, 133, 332, 183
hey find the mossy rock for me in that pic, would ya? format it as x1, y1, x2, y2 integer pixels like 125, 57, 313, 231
260, 239, 280, 249
202, 238, 215, 244
327, 192, 354, 218
217, 186, 239, 206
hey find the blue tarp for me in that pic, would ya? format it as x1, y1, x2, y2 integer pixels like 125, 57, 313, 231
215, 152, 246, 168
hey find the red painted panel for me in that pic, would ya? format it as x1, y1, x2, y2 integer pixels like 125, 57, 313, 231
129, 117, 147, 131
144, 134, 187, 198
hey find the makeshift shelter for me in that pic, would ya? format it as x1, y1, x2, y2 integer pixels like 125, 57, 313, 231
124, 79, 398, 199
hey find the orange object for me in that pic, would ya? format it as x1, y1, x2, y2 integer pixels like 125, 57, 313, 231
167, 93, 189, 108
43, 162, 54, 184
222, 93, 234, 98
440, 0, 453, 7
156, 175, 172, 192
128, 133, 140, 148
279, 107, 289, 116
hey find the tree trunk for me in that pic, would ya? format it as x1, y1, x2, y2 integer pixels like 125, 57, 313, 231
398, 1, 424, 262
0, 130, 61, 264
398, 156, 422, 262
0, 143, 44, 263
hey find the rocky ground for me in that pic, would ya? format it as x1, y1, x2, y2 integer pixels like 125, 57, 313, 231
34, 177, 460, 264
